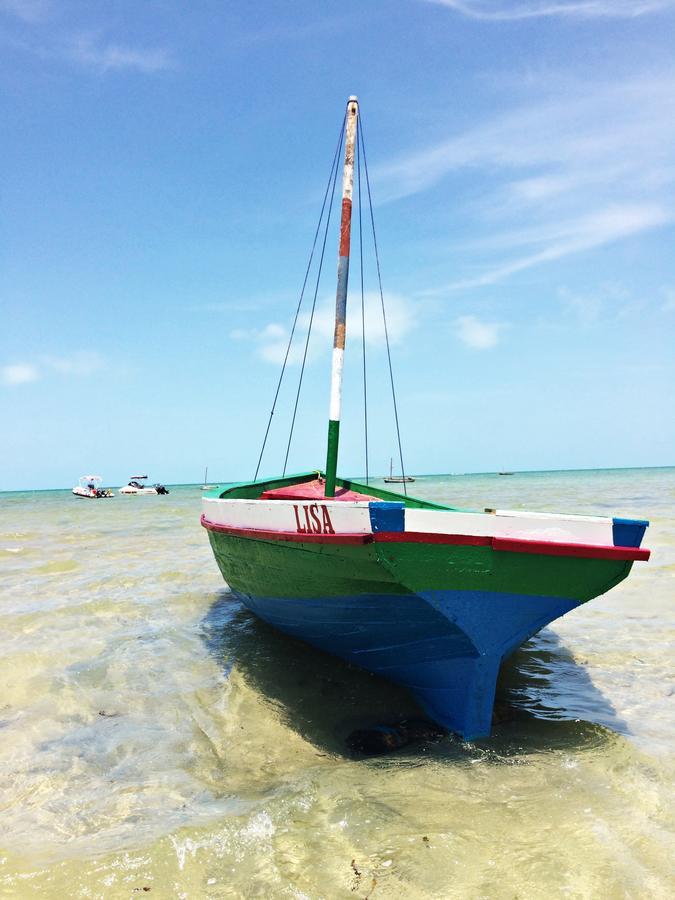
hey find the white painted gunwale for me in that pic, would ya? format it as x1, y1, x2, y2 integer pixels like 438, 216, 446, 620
202, 497, 614, 546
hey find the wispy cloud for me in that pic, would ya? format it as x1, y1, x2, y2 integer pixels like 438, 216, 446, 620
0, 0, 50, 24
39, 351, 105, 376
66, 32, 172, 73
377, 72, 675, 290
434, 204, 672, 291
662, 287, 675, 312
0, 4, 172, 75
425, 1, 675, 20
455, 315, 504, 348
1, 363, 40, 386
1, 352, 106, 387
231, 293, 416, 364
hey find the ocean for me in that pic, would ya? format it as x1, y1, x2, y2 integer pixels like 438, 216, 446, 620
1, 468, 673, 898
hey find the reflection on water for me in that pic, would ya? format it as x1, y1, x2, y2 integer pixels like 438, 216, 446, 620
0, 470, 674, 897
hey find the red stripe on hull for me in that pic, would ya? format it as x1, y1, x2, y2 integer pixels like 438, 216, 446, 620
492, 536, 650, 561
200, 516, 649, 561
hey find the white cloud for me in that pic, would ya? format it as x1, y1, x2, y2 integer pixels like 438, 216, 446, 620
1, 351, 106, 387
559, 281, 650, 325
0, 15, 172, 74
435, 204, 672, 291
559, 286, 606, 326
0, 0, 50, 24
232, 293, 416, 364
376, 74, 675, 203
426, 1, 674, 20
66, 33, 171, 73
1, 363, 40, 386
455, 315, 503, 349
376, 72, 675, 290
40, 351, 105, 376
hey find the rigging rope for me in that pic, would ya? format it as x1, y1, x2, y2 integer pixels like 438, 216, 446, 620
282, 114, 345, 476
254, 103, 407, 491
254, 117, 346, 481
358, 115, 408, 495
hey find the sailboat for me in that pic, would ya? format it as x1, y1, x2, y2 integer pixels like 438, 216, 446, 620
384, 456, 415, 484
201, 97, 650, 740
201, 467, 214, 491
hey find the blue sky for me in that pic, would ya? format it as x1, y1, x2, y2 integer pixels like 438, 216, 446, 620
2, 0, 674, 490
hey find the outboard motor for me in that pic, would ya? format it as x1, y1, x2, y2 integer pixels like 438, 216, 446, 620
155, 484, 169, 495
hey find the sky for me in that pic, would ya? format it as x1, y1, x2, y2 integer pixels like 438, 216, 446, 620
1, 0, 674, 490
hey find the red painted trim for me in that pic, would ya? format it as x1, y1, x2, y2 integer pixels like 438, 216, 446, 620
373, 532, 648, 559
200, 516, 650, 560
201, 515, 371, 545
491, 536, 650, 562
339, 198, 352, 257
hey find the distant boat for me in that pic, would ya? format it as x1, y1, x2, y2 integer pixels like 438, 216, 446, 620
201, 466, 214, 491
119, 475, 169, 495
498, 471, 514, 476
384, 457, 415, 483
72, 475, 114, 499
200, 96, 651, 741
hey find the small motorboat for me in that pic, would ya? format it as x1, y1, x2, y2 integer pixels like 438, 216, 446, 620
72, 475, 114, 499
119, 475, 169, 495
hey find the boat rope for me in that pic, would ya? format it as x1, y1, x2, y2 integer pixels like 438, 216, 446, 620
356, 122, 369, 485
282, 112, 345, 476
358, 115, 408, 494
254, 116, 346, 481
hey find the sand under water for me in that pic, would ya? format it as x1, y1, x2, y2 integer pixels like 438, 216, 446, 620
0, 468, 673, 897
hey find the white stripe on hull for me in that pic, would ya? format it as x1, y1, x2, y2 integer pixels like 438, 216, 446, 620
202, 497, 373, 533
202, 497, 614, 544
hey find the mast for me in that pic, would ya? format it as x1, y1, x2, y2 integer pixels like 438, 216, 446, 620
325, 95, 359, 498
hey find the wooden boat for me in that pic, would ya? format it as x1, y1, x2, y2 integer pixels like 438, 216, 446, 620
72, 475, 113, 499
384, 457, 415, 483
201, 97, 650, 740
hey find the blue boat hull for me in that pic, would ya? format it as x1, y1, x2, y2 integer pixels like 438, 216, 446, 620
235, 589, 579, 740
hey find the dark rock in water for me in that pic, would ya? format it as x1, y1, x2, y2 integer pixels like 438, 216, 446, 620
346, 719, 447, 756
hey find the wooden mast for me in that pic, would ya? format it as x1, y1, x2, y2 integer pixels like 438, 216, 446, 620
325, 95, 359, 498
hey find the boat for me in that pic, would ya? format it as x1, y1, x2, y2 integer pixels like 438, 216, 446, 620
119, 475, 169, 495
384, 457, 415, 483
201, 467, 215, 491
201, 97, 650, 741
72, 475, 114, 499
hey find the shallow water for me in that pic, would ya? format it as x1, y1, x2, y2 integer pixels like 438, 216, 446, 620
0, 469, 673, 898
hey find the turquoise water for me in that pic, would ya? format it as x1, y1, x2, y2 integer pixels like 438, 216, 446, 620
0, 468, 673, 897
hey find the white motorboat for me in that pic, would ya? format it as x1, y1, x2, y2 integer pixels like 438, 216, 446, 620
119, 475, 169, 495
72, 475, 114, 499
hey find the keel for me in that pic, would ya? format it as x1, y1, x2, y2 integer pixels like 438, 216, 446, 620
410, 653, 501, 740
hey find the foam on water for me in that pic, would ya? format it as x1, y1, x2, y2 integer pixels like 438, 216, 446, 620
0, 470, 673, 897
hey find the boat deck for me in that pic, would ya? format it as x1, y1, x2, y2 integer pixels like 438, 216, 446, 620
260, 478, 379, 503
